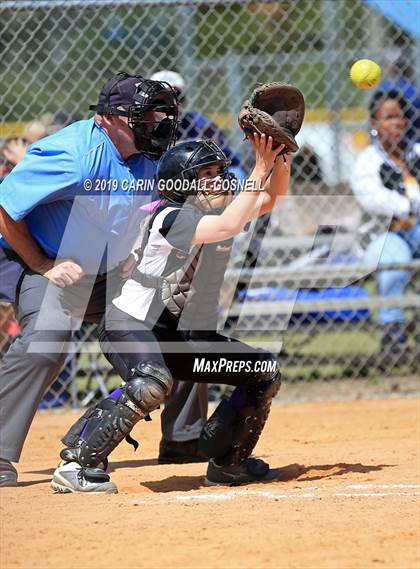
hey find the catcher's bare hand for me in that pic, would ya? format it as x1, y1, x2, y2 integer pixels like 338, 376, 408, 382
249, 133, 285, 179
42, 259, 85, 287
119, 253, 137, 278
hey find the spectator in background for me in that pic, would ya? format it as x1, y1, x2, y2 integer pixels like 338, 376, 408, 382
3, 109, 80, 164
151, 70, 247, 180
382, 49, 420, 144
291, 144, 323, 185
46, 109, 83, 136
0, 138, 28, 167
0, 157, 12, 184
350, 89, 419, 352
1, 108, 81, 170
22, 120, 48, 144
1, 110, 82, 174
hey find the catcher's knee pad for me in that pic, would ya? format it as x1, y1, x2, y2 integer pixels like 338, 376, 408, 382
61, 360, 173, 468
199, 358, 281, 466
247, 350, 280, 385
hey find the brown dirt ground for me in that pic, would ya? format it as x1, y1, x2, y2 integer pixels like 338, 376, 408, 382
1, 397, 419, 569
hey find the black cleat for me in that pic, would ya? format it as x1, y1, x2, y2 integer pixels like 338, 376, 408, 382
158, 438, 208, 464
0, 458, 17, 488
204, 457, 280, 486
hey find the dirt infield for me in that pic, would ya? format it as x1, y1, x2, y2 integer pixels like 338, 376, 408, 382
1, 397, 419, 569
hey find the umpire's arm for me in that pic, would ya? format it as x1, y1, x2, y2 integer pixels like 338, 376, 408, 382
0, 208, 84, 287
0, 207, 53, 273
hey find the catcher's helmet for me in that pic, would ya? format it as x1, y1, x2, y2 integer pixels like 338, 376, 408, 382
156, 140, 232, 207
90, 72, 179, 160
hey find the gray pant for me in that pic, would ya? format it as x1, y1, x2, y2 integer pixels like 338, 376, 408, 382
0, 270, 207, 462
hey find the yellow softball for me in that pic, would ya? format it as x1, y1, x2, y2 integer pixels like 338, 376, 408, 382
350, 59, 382, 90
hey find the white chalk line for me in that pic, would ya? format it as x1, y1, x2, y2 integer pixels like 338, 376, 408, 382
336, 493, 420, 497
348, 483, 419, 489
131, 484, 420, 505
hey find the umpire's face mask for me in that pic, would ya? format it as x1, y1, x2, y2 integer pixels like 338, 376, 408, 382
128, 83, 179, 160
130, 109, 178, 160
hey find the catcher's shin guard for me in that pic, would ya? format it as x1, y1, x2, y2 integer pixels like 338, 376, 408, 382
199, 356, 281, 466
61, 361, 173, 468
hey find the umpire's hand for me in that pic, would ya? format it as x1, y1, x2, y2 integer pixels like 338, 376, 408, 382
42, 259, 85, 287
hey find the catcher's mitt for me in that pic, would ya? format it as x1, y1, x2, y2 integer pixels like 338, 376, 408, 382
238, 82, 305, 153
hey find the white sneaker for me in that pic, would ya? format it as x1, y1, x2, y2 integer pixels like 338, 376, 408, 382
51, 461, 118, 494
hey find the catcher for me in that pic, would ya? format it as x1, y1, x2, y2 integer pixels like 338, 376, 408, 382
51, 83, 304, 494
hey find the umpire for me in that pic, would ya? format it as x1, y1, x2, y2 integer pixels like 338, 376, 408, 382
0, 72, 207, 487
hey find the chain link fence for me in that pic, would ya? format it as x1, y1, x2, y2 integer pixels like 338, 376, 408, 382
1, 0, 419, 407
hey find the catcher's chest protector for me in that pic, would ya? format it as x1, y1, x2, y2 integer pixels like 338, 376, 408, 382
177, 240, 233, 333
160, 248, 202, 318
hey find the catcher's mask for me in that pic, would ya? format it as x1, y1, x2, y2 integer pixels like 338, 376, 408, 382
156, 140, 234, 212
90, 72, 179, 160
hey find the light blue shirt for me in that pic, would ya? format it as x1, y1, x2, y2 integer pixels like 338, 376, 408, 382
0, 118, 157, 274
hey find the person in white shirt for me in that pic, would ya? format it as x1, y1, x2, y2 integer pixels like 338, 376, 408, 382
351, 89, 419, 351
